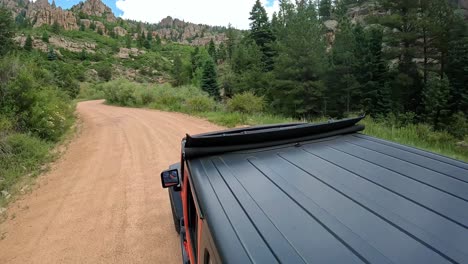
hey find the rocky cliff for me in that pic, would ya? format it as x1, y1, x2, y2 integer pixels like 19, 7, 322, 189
152, 16, 227, 45
70, 0, 116, 22
0, 0, 228, 45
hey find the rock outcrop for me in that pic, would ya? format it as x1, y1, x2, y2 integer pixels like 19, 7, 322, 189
71, 0, 116, 22
27, 0, 78, 30
113, 26, 127, 37
1, 1, 231, 46
15, 35, 96, 53
154, 16, 227, 46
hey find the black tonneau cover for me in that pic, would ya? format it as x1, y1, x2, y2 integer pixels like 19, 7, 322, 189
187, 122, 468, 263
184, 116, 365, 159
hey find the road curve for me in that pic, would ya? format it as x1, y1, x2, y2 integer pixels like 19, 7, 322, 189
0, 100, 223, 264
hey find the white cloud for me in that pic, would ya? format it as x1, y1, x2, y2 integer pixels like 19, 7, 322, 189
115, 0, 279, 29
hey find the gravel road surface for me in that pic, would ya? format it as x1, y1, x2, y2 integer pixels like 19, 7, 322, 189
0, 100, 222, 264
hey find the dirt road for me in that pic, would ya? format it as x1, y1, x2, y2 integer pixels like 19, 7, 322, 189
0, 100, 222, 264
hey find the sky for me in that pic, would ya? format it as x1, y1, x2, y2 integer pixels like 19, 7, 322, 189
40, 0, 280, 29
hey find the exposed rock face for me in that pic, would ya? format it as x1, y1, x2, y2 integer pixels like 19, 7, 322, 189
113, 26, 127, 37
154, 16, 227, 46
15, 35, 96, 53
27, 0, 78, 30
71, 0, 116, 22
1, 1, 231, 46
115, 48, 146, 59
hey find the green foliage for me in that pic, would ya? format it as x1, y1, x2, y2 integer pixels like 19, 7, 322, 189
78, 82, 105, 100
0, 134, 50, 195
41, 31, 49, 43
102, 79, 138, 106
449, 112, 468, 139
226, 92, 265, 114
47, 47, 57, 61
208, 39, 217, 60
361, 117, 467, 161
249, 0, 275, 71
271, 1, 327, 117
95, 62, 113, 81
185, 96, 216, 112
319, 0, 332, 20
27, 88, 74, 141
24, 34, 33, 51
51, 20, 61, 34
171, 55, 190, 86
0, 6, 15, 56
422, 73, 451, 129
201, 58, 220, 100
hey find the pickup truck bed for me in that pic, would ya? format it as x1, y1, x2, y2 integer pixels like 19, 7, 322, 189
187, 131, 468, 263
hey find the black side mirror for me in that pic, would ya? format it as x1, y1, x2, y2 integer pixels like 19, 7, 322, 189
161, 169, 180, 188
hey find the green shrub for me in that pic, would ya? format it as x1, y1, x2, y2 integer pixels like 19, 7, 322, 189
151, 89, 185, 111
135, 87, 156, 105
185, 96, 216, 113
27, 88, 74, 142
449, 112, 468, 139
227, 92, 265, 114
102, 79, 138, 106
78, 82, 105, 100
95, 62, 113, 81
0, 133, 50, 193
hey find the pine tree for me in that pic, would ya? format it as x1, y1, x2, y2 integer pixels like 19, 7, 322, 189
377, 0, 423, 113
90, 22, 96, 31
0, 6, 15, 56
201, 58, 220, 100
360, 27, 391, 116
319, 0, 332, 20
327, 18, 360, 117
147, 31, 153, 41
249, 0, 275, 71
446, 15, 468, 115
172, 55, 189, 86
271, 0, 327, 116
125, 34, 132, 48
80, 23, 85, 31
97, 28, 103, 35
208, 39, 217, 61
155, 34, 162, 46
41, 31, 49, 43
24, 34, 33, 51
52, 20, 61, 34
226, 24, 237, 60
80, 48, 87, 61
217, 42, 227, 62
137, 32, 145, 48
423, 73, 451, 129
143, 38, 151, 49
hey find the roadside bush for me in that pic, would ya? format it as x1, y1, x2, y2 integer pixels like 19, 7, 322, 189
27, 88, 74, 142
151, 89, 185, 111
0, 134, 50, 193
135, 87, 156, 105
95, 62, 113, 81
78, 82, 105, 100
449, 112, 468, 139
102, 79, 138, 106
185, 95, 216, 113
227, 92, 265, 114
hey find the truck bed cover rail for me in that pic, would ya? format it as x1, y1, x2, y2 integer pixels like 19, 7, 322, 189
184, 116, 365, 159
